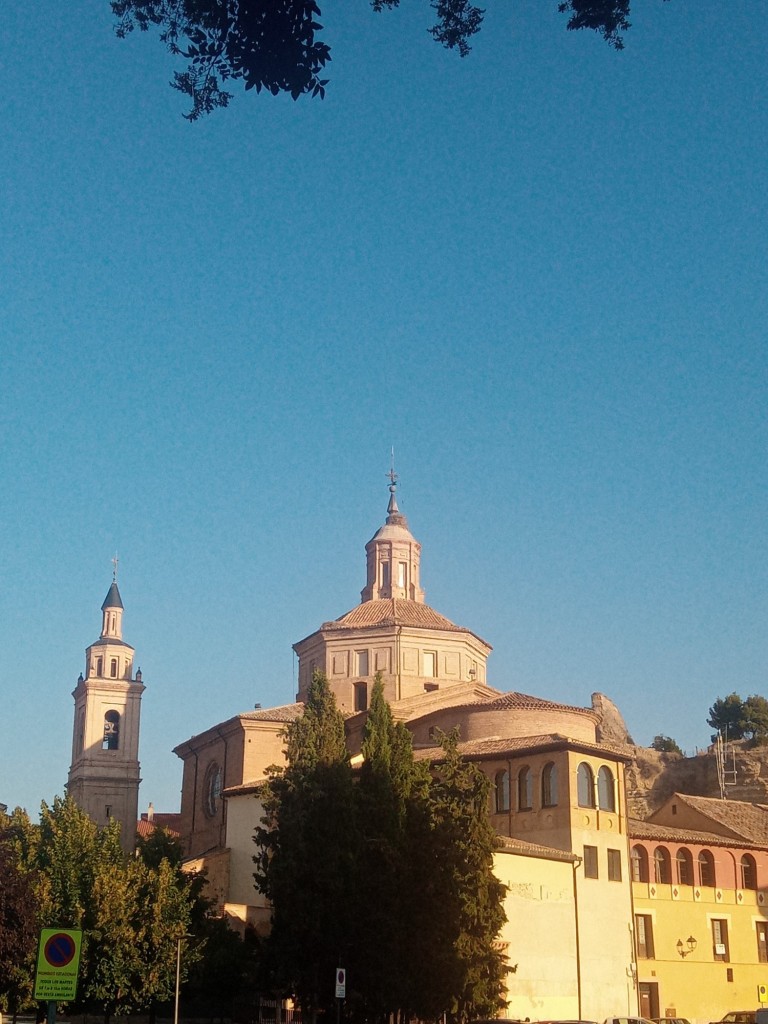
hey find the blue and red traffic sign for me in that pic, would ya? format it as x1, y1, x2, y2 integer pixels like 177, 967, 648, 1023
34, 928, 83, 1001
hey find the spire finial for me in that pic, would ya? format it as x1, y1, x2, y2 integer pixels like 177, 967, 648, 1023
112, 553, 119, 583
386, 447, 400, 516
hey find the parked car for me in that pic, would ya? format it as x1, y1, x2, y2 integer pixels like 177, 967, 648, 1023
709, 1014, 757, 1024
652, 1017, 691, 1024
603, 1017, 656, 1024
536, 1019, 598, 1024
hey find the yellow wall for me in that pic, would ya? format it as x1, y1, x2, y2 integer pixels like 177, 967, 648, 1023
495, 849, 580, 1020
634, 874, 768, 1024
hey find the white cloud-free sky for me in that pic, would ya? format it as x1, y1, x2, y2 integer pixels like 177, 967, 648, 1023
1, 1, 766, 816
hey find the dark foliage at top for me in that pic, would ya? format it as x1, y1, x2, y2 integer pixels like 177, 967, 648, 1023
112, 0, 661, 119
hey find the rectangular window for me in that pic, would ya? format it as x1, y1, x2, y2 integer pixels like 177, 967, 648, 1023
381, 562, 390, 588
757, 922, 768, 963
583, 845, 598, 879
608, 848, 622, 881
354, 682, 368, 712
355, 650, 369, 676
712, 919, 730, 962
423, 651, 436, 678
398, 561, 407, 588
635, 915, 655, 959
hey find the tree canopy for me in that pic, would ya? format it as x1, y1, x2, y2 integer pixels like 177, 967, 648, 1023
111, 0, 663, 120
650, 734, 683, 755
0, 798, 207, 1021
254, 671, 506, 1024
708, 693, 768, 744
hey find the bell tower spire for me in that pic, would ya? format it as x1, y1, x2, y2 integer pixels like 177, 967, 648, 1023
361, 463, 425, 603
67, 570, 145, 854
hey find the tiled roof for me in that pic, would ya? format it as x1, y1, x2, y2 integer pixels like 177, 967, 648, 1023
475, 690, 597, 717
496, 835, 579, 862
223, 780, 266, 797
655, 793, 768, 844
627, 817, 740, 847
413, 732, 631, 763
322, 598, 487, 641
239, 703, 305, 723
136, 813, 181, 839
416, 689, 599, 723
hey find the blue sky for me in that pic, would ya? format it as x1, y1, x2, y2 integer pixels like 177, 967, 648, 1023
1, 1, 766, 816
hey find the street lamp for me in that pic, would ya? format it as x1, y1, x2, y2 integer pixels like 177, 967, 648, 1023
174, 933, 193, 1024
676, 936, 697, 958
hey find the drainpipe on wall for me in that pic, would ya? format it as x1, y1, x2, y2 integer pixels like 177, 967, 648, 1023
190, 749, 199, 844
396, 626, 402, 702
572, 856, 583, 1019
507, 759, 513, 837
215, 727, 228, 849
623, 764, 641, 1016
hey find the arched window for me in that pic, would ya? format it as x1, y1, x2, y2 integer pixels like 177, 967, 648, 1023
631, 845, 649, 882
654, 846, 671, 884
577, 763, 595, 808
698, 849, 716, 887
77, 711, 85, 752
495, 770, 510, 813
676, 848, 694, 885
597, 766, 616, 811
102, 710, 120, 751
518, 766, 533, 810
541, 762, 558, 807
741, 854, 757, 890
110, 658, 118, 678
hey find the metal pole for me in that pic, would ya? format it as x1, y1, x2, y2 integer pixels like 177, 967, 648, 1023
174, 936, 182, 1024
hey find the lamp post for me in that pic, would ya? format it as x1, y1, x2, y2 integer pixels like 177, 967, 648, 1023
174, 933, 193, 1024
676, 936, 697, 958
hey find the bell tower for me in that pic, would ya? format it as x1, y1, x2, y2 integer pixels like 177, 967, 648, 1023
67, 568, 145, 853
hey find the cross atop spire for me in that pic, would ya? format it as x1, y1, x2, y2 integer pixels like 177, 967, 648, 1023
386, 448, 405, 523
112, 553, 119, 582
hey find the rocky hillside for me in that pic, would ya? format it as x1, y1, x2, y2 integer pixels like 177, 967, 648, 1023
624, 742, 768, 819
592, 692, 768, 819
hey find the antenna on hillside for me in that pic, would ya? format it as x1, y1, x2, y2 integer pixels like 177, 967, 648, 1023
715, 727, 738, 799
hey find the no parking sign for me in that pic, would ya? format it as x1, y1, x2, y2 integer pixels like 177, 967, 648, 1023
34, 929, 83, 1001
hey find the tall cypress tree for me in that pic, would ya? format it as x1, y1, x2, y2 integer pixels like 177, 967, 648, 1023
255, 671, 356, 1024
352, 676, 430, 1023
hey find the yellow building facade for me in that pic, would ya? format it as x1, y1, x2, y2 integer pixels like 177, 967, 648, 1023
630, 794, 768, 1022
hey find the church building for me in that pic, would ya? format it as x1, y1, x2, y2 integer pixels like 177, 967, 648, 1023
67, 574, 144, 855
172, 480, 639, 1021
64, 482, 768, 1023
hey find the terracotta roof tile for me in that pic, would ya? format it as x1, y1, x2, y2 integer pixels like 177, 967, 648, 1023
496, 835, 580, 862
627, 817, 736, 846
414, 733, 631, 762
136, 814, 181, 839
321, 598, 489, 645
654, 793, 768, 844
239, 703, 305, 723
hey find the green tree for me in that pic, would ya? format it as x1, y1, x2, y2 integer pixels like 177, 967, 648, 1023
0, 816, 40, 1016
742, 695, 768, 744
255, 677, 507, 1024
651, 735, 683, 755
111, 1, 660, 120
349, 676, 430, 1023
136, 826, 184, 870
408, 731, 507, 1022
15, 798, 200, 1022
707, 693, 747, 741
254, 670, 357, 1024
